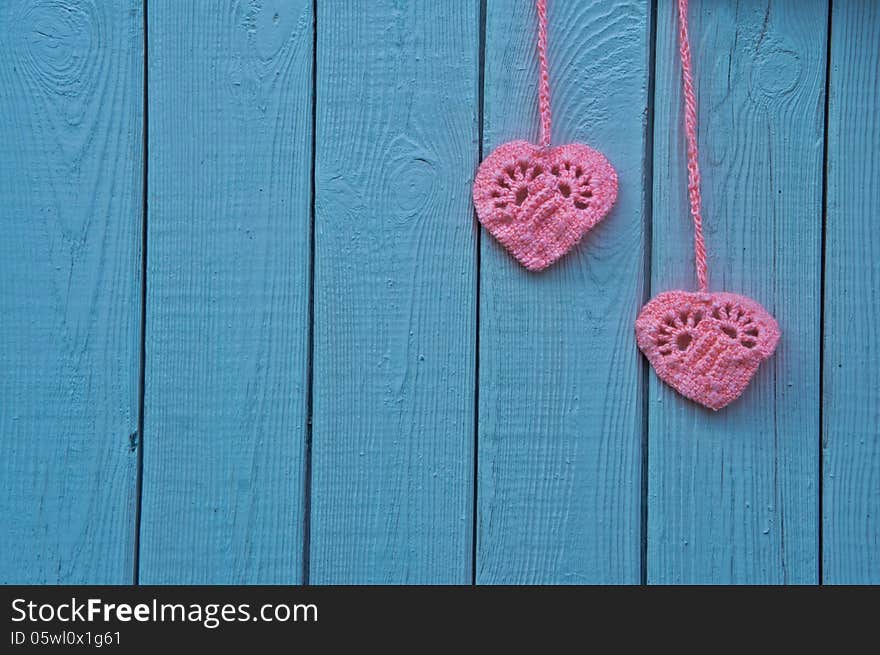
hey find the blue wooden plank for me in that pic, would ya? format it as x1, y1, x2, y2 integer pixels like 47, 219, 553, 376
310, 0, 479, 584
0, 0, 143, 583
648, 0, 826, 584
823, 0, 880, 585
139, 0, 313, 583
477, 0, 650, 584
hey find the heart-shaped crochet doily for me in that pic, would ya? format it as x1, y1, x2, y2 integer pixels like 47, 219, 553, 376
635, 291, 780, 410
473, 140, 618, 271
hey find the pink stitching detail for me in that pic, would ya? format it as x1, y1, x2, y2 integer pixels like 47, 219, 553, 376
636, 291, 780, 410
473, 141, 618, 271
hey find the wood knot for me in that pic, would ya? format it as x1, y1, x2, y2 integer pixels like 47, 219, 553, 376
16, 0, 99, 93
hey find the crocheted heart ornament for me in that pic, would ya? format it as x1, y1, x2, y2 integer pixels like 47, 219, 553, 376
636, 291, 780, 410
473, 140, 618, 271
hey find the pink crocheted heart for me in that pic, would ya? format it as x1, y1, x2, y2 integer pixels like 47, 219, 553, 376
636, 291, 780, 410
473, 140, 618, 271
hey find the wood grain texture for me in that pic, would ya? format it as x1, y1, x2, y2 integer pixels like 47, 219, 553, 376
477, 0, 650, 584
648, 0, 826, 584
310, 0, 478, 584
139, 0, 313, 583
0, 0, 142, 583
822, 0, 880, 585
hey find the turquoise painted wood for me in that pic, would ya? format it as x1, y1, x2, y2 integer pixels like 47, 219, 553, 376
648, 0, 826, 584
823, 0, 880, 585
4, 0, 880, 586
139, 0, 314, 583
477, 0, 650, 584
309, 0, 479, 584
0, 0, 143, 584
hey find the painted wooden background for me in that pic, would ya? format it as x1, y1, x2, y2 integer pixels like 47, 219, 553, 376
0, 0, 877, 585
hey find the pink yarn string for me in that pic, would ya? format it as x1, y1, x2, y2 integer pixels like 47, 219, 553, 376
536, 0, 552, 147
677, 0, 709, 292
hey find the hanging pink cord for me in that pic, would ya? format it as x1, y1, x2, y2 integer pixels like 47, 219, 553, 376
536, 0, 552, 147
677, 0, 709, 292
